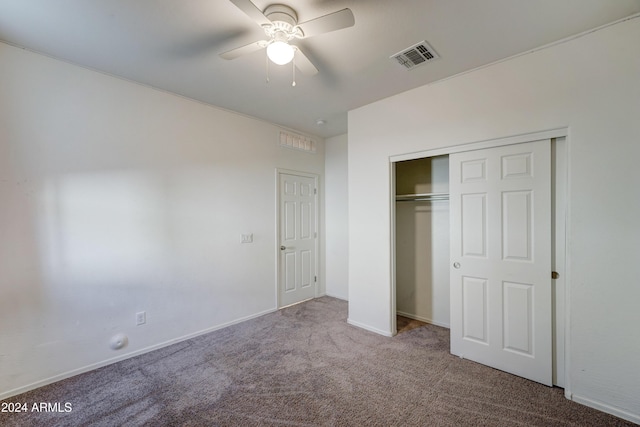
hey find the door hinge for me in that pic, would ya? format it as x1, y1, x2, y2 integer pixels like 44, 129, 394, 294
314, 188, 317, 195
314, 275, 317, 282
552, 271, 560, 279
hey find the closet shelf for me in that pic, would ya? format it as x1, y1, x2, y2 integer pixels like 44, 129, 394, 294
396, 192, 449, 202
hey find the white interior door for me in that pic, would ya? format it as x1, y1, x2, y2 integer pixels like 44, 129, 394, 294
278, 172, 317, 307
449, 139, 552, 385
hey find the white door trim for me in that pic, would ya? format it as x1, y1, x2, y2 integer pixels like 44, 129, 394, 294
389, 127, 570, 391
552, 137, 567, 388
275, 168, 320, 308
390, 127, 568, 163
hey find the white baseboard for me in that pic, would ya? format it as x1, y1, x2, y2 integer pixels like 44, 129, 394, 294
324, 292, 348, 301
347, 318, 394, 337
571, 394, 640, 425
396, 311, 450, 329
0, 307, 277, 401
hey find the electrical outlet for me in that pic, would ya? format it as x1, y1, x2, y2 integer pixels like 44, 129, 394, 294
241, 233, 253, 243
136, 311, 146, 326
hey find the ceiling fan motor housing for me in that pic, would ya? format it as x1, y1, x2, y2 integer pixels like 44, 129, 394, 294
263, 4, 303, 39
264, 4, 297, 25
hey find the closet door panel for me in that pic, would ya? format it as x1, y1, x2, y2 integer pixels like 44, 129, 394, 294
461, 193, 487, 258
450, 139, 552, 386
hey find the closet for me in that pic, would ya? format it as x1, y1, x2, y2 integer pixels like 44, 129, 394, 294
394, 155, 450, 329
392, 137, 565, 387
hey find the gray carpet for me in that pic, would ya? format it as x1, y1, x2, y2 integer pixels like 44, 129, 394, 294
1, 297, 634, 426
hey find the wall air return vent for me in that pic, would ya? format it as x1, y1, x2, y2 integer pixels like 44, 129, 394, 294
391, 41, 439, 70
279, 130, 316, 153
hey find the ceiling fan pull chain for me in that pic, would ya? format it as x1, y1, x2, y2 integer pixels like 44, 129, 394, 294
292, 55, 296, 87
266, 50, 270, 84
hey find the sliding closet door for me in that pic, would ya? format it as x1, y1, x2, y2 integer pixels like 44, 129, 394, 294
449, 139, 552, 386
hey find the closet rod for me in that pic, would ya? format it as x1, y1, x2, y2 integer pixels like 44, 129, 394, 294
395, 192, 449, 202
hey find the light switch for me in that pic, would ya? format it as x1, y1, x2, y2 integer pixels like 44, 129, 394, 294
241, 233, 253, 243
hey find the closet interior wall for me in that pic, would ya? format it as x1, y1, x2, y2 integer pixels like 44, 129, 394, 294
395, 155, 450, 328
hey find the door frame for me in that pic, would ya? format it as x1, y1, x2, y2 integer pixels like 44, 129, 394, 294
275, 168, 320, 308
389, 127, 570, 390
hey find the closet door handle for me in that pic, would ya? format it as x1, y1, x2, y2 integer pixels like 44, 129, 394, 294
453, 262, 461, 269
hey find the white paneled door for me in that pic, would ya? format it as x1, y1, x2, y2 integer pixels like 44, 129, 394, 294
278, 172, 317, 307
449, 140, 552, 386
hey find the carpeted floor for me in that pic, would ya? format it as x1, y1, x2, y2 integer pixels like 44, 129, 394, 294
396, 315, 428, 334
1, 296, 634, 426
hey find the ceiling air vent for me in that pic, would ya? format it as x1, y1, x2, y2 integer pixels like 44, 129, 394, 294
391, 41, 439, 70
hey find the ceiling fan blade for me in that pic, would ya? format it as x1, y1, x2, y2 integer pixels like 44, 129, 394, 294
294, 48, 318, 76
229, 0, 271, 26
297, 8, 354, 38
220, 40, 266, 60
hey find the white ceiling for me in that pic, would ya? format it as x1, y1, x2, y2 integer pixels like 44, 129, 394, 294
1, 0, 639, 138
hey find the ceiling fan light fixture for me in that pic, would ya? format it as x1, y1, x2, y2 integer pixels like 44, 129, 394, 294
267, 41, 294, 65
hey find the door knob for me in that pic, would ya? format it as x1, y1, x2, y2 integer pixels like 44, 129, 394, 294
453, 262, 461, 269
280, 246, 286, 251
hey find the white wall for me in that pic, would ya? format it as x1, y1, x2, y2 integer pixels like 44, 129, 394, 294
324, 134, 348, 300
0, 42, 325, 398
348, 16, 640, 422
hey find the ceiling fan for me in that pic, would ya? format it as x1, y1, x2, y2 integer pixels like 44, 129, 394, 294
220, 0, 355, 77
